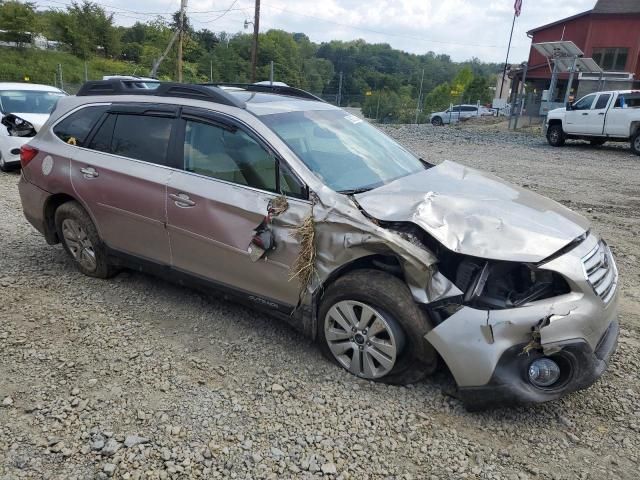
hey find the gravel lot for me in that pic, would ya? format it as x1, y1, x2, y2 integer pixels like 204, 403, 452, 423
1, 124, 639, 480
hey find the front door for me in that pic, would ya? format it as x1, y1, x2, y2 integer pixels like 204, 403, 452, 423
564, 93, 597, 134
165, 108, 309, 308
583, 92, 612, 135
66, 103, 178, 263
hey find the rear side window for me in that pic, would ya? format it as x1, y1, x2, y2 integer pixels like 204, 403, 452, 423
183, 119, 277, 192
595, 94, 611, 110
53, 105, 108, 146
88, 113, 174, 165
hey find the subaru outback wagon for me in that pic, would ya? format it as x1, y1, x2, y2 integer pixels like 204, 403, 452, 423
18, 80, 619, 409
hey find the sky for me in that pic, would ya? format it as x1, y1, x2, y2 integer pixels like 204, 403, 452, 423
38, 0, 597, 63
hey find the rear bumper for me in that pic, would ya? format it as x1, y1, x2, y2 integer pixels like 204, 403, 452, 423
458, 318, 619, 410
18, 174, 48, 236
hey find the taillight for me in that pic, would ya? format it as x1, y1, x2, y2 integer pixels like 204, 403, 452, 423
20, 145, 39, 168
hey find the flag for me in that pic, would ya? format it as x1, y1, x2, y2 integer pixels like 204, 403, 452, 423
514, 0, 523, 17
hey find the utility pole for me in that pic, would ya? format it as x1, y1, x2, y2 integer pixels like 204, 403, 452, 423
415, 68, 425, 124
84, 61, 88, 82
337, 71, 343, 106
177, 0, 188, 82
249, 0, 260, 82
57, 64, 64, 91
269, 60, 274, 85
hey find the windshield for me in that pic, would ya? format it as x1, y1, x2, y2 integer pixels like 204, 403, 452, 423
0, 90, 65, 114
260, 109, 426, 192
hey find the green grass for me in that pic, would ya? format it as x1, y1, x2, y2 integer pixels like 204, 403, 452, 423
0, 47, 144, 91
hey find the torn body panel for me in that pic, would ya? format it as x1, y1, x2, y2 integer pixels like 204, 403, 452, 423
290, 190, 462, 310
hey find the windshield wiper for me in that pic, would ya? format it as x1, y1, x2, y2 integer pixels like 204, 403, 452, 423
337, 187, 374, 195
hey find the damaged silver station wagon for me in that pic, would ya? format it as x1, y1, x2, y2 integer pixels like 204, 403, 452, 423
18, 80, 619, 409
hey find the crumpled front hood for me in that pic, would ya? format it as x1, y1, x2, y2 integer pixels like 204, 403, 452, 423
355, 160, 590, 263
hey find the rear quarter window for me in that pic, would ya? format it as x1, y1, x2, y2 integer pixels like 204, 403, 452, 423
53, 105, 109, 146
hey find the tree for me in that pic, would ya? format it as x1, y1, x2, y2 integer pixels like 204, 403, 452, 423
0, 1, 38, 47
464, 76, 492, 105
49, 2, 119, 59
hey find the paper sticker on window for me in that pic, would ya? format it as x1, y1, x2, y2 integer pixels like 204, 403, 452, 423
344, 114, 363, 124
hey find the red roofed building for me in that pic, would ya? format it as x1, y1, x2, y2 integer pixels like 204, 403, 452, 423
523, 0, 640, 103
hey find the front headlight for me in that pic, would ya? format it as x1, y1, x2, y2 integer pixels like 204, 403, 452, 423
1, 114, 37, 137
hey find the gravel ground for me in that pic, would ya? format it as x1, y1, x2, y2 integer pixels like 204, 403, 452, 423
1, 124, 639, 480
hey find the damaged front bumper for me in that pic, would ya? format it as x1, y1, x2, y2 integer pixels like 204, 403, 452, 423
425, 233, 620, 409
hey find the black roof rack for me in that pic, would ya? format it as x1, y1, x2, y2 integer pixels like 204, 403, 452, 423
76, 80, 245, 109
201, 83, 326, 103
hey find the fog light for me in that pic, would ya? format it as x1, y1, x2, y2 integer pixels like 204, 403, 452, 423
528, 358, 561, 387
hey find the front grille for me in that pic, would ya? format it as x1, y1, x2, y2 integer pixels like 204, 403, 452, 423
582, 241, 618, 304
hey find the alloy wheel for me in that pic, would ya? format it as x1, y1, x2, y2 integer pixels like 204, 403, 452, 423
61, 218, 97, 272
324, 300, 405, 379
634, 135, 640, 152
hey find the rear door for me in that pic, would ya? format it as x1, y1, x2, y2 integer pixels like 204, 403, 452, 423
166, 108, 309, 308
65, 103, 178, 264
564, 93, 597, 134
583, 92, 612, 135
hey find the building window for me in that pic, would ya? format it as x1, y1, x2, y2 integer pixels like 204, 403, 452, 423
592, 48, 628, 71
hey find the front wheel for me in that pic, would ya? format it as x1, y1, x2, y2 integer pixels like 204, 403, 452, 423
318, 269, 437, 385
631, 130, 640, 156
54, 201, 116, 279
0, 153, 12, 172
431, 116, 443, 126
546, 124, 566, 147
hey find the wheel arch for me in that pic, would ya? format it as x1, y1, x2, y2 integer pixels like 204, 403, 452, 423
547, 118, 563, 128
309, 253, 405, 340
42, 193, 82, 244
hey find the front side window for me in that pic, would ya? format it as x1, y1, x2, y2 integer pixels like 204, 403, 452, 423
260, 109, 426, 193
0, 90, 65, 114
183, 120, 277, 192
86, 113, 173, 165
573, 94, 596, 111
53, 105, 109, 146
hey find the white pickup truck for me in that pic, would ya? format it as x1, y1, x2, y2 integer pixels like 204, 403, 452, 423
546, 90, 640, 155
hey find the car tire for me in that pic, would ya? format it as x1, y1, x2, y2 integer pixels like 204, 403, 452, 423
546, 124, 566, 147
631, 130, 640, 156
589, 139, 606, 147
431, 116, 443, 126
54, 201, 116, 279
0, 153, 11, 172
318, 269, 437, 385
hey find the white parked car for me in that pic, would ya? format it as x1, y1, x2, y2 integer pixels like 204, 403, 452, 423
0, 83, 66, 171
546, 90, 640, 155
430, 104, 493, 126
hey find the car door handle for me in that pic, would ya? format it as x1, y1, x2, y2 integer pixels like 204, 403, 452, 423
169, 193, 196, 207
598, 112, 605, 115
80, 167, 99, 178
582, 112, 589, 116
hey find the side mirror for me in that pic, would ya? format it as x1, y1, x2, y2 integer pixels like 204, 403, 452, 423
566, 102, 573, 111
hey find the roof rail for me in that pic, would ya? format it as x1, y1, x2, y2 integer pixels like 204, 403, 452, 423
76, 80, 245, 109
202, 83, 326, 102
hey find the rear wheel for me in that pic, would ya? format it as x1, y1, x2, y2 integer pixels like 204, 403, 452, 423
546, 124, 566, 147
590, 139, 606, 147
54, 201, 116, 278
631, 130, 640, 156
431, 116, 443, 126
318, 269, 437, 385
